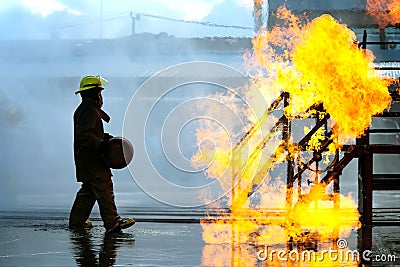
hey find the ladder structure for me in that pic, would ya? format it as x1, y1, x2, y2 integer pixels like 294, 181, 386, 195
357, 30, 400, 265
229, 30, 400, 265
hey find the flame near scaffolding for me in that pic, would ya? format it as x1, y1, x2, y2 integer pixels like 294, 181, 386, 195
367, 0, 400, 28
192, 4, 394, 267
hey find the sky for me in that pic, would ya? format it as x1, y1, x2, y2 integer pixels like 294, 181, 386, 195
0, 0, 264, 39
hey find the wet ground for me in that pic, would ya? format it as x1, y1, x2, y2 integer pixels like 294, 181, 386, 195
0, 211, 204, 266
0, 211, 399, 266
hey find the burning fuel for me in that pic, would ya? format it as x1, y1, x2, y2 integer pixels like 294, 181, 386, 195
248, 7, 391, 144
367, 0, 400, 28
192, 6, 393, 266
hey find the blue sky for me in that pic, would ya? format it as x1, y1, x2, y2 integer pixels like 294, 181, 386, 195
0, 0, 264, 39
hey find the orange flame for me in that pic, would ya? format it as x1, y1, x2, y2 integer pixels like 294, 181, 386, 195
249, 8, 391, 144
193, 6, 391, 266
367, 0, 400, 28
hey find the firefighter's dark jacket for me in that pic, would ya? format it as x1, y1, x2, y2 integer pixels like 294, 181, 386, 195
74, 99, 111, 182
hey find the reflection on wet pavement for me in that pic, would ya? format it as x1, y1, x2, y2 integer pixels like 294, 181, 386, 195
0, 214, 203, 266
0, 212, 398, 266
69, 229, 135, 267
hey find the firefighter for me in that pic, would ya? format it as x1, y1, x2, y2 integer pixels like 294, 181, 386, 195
69, 75, 134, 233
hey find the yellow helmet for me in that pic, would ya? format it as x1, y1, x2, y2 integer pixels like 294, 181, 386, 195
75, 75, 108, 94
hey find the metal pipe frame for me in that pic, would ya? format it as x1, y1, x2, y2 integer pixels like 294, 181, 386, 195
227, 30, 400, 261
